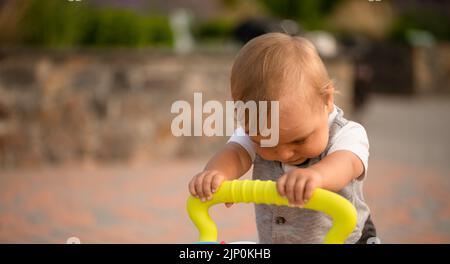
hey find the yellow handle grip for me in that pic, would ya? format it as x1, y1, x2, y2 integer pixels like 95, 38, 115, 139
187, 180, 357, 244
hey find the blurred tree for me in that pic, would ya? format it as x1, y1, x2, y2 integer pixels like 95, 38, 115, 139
87, 9, 172, 47
192, 18, 234, 42
257, 0, 341, 29
0, 0, 30, 45
2, 0, 173, 48
20, 0, 91, 47
390, 10, 450, 42
327, 0, 395, 40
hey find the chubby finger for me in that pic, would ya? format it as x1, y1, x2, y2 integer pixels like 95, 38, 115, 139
194, 172, 208, 200
211, 174, 224, 194
202, 171, 217, 201
191, 172, 205, 197
188, 177, 197, 197
294, 178, 307, 206
276, 174, 287, 197
285, 175, 297, 204
303, 179, 316, 203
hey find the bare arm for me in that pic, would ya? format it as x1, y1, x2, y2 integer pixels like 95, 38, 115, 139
310, 150, 365, 192
204, 142, 253, 180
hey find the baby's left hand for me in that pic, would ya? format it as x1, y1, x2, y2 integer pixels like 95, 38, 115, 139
276, 168, 323, 207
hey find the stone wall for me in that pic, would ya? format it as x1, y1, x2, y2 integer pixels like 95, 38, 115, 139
361, 43, 450, 95
412, 44, 450, 94
0, 49, 354, 168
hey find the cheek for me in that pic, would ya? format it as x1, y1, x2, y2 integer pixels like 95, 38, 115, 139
299, 128, 329, 158
256, 147, 277, 161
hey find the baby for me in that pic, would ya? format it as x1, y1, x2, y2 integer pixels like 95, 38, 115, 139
188, 33, 376, 243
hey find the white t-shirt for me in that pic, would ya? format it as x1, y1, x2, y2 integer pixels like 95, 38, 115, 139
227, 105, 369, 177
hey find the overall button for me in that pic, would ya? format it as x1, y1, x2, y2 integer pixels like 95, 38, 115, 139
275, 216, 286, 225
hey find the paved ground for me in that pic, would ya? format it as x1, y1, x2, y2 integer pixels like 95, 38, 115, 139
0, 94, 449, 243
360, 94, 450, 243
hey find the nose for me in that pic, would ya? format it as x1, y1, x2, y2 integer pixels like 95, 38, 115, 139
278, 147, 295, 162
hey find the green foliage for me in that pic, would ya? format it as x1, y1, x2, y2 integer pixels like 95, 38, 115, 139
257, 0, 341, 29
19, 0, 173, 48
193, 19, 234, 42
15, 0, 450, 47
86, 9, 173, 47
390, 10, 450, 42
20, 0, 90, 46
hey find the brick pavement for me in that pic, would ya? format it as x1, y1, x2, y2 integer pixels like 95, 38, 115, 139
1, 95, 449, 243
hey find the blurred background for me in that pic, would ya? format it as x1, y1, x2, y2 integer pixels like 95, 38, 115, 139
0, 0, 449, 243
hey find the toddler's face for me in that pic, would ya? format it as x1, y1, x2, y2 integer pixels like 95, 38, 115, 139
249, 96, 333, 165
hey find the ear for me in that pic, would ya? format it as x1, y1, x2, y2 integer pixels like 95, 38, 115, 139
324, 84, 335, 114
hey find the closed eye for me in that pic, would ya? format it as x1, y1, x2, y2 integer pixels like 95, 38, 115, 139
290, 130, 314, 145
292, 139, 306, 145
292, 137, 308, 145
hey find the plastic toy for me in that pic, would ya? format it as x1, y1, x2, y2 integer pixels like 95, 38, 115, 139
187, 179, 357, 244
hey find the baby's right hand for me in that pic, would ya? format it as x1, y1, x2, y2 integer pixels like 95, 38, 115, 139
188, 170, 233, 207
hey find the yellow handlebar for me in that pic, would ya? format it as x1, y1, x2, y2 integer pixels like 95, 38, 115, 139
187, 180, 357, 244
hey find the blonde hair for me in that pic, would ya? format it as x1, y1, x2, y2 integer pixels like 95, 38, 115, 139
230, 33, 333, 109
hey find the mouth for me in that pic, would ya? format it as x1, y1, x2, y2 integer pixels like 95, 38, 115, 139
284, 157, 307, 165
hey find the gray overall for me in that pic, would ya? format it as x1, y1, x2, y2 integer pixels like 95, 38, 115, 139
252, 107, 372, 244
